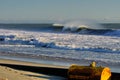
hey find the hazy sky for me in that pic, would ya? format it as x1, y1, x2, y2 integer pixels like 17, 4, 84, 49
0, 0, 120, 22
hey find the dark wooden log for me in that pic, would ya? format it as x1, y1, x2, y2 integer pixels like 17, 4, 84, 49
0, 63, 120, 80
68, 64, 111, 80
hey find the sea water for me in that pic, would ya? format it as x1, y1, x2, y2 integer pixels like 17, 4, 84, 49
0, 20, 120, 72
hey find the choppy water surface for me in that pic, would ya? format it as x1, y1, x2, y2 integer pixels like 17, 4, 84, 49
0, 21, 120, 72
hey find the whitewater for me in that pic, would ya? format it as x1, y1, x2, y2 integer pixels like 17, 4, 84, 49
0, 21, 120, 72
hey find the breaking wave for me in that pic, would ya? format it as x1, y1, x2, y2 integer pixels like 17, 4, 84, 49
53, 20, 120, 36
62, 20, 104, 31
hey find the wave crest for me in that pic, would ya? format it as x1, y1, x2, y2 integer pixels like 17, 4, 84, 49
62, 20, 104, 32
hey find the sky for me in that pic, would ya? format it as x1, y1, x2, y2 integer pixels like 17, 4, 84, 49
0, 0, 120, 23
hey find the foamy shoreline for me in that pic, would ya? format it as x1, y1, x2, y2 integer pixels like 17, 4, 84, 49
0, 52, 91, 66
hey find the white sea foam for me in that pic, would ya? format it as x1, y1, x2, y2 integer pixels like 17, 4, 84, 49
0, 28, 120, 65
0, 29, 120, 51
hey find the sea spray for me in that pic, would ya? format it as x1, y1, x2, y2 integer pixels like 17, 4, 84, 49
57, 19, 104, 32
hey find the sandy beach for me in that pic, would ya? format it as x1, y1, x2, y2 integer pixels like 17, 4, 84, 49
0, 59, 67, 80
0, 58, 120, 80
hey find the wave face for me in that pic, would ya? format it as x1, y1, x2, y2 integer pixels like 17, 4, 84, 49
54, 20, 120, 36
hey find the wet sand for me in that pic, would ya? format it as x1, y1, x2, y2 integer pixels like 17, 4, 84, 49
0, 59, 67, 80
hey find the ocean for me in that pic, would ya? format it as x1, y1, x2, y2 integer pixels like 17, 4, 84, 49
0, 21, 120, 72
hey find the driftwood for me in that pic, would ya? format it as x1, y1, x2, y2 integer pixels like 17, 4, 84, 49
0, 78, 8, 80
68, 62, 111, 80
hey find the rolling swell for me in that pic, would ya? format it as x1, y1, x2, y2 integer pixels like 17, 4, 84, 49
0, 23, 61, 32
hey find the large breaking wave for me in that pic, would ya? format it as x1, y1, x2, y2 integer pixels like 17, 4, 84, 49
53, 20, 120, 36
